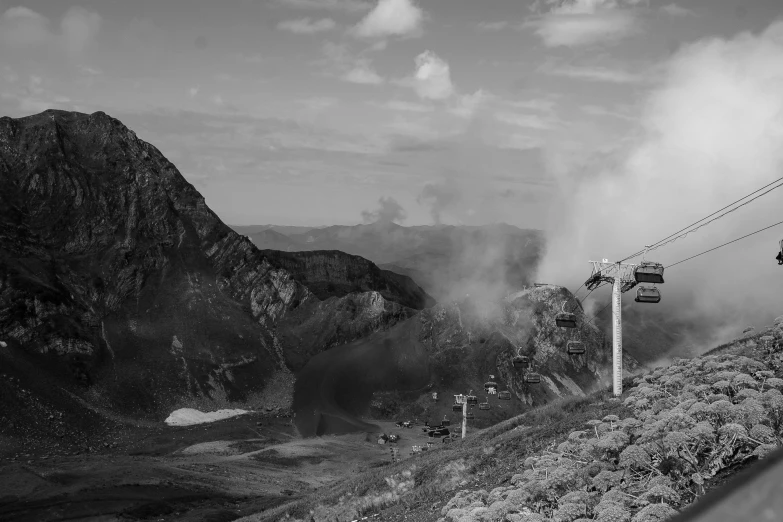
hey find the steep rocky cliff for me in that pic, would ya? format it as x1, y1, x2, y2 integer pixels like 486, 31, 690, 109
0, 110, 425, 428
258, 249, 435, 309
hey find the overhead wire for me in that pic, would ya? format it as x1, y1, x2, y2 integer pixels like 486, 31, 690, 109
617, 175, 783, 263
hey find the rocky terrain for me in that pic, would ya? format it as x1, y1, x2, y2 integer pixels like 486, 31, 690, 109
0, 109, 429, 447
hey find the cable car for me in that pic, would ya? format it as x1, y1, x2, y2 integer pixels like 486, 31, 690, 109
479, 400, 490, 410
442, 416, 450, 426
512, 355, 530, 369
634, 262, 665, 284
555, 312, 577, 328
465, 411, 474, 419
466, 395, 478, 405
452, 403, 462, 412
567, 341, 585, 355
484, 381, 498, 391
498, 391, 511, 400
524, 373, 541, 384
777, 239, 783, 264
635, 285, 661, 304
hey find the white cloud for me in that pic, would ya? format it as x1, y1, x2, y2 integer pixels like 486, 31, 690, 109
527, 0, 642, 47
537, 19, 783, 346
342, 62, 384, 84
411, 50, 454, 100
0, 5, 101, 56
495, 112, 557, 130
60, 6, 102, 57
189, 86, 199, 98
448, 90, 492, 119
380, 100, 433, 112
661, 3, 695, 16
542, 63, 645, 83
277, 17, 336, 34
353, 0, 423, 38
276, 0, 371, 13
0, 6, 51, 47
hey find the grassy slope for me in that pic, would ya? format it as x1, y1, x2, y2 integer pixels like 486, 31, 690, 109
239, 323, 783, 522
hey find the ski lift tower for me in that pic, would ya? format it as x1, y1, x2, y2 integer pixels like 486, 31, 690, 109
454, 394, 467, 439
584, 258, 639, 397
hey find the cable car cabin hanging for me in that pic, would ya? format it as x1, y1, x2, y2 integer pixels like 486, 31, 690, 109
512, 355, 529, 369
567, 341, 585, 355
479, 401, 490, 410
442, 416, 450, 426
484, 381, 498, 391
465, 411, 475, 419
777, 239, 783, 265
452, 403, 462, 412
555, 312, 577, 328
498, 390, 511, 400
524, 373, 541, 384
466, 395, 478, 405
634, 262, 665, 284
635, 285, 661, 304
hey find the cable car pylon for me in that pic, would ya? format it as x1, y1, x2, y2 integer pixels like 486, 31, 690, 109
584, 253, 664, 397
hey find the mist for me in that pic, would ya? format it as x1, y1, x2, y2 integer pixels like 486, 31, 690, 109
535, 20, 783, 355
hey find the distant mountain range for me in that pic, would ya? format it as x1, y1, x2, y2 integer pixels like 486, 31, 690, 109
232, 221, 544, 303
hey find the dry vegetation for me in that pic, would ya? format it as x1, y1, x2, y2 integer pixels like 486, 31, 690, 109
260, 319, 783, 522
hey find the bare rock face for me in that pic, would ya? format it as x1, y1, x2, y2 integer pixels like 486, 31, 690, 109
0, 110, 424, 423
417, 285, 639, 407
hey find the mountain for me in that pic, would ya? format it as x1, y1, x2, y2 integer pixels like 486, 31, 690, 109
235, 221, 544, 302
0, 110, 429, 448
293, 284, 639, 437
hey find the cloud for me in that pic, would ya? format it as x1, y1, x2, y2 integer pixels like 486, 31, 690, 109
661, 3, 695, 16
60, 6, 102, 57
411, 50, 454, 100
527, 0, 643, 47
380, 100, 433, 112
361, 196, 407, 223
275, 0, 372, 13
495, 112, 558, 130
478, 21, 509, 31
541, 63, 645, 83
342, 62, 384, 84
0, 6, 52, 47
417, 182, 462, 224
536, 19, 783, 352
0, 5, 101, 57
189, 86, 199, 98
277, 17, 336, 34
352, 0, 424, 38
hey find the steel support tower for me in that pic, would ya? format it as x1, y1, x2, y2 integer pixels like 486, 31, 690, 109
584, 260, 639, 396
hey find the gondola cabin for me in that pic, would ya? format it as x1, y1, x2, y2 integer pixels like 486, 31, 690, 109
479, 401, 490, 410
484, 381, 498, 391
555, 312, 577, 328
635, 286, 661, 304
567, 341, 585, 355
634, 262, 665, 284
498, 391, 511, 400
465, 411, 474, 419
525, 373, 541, 384
512, 355, 529, 369
466, 395, 478, 405
452, 403, 462, 412
442, 417, 450, 426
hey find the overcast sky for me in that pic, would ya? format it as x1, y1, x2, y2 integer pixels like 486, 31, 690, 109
0, 0, 781, 227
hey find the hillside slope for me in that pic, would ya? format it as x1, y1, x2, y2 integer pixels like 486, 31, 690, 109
0, 110, 426, 444
261, 317, 783, 522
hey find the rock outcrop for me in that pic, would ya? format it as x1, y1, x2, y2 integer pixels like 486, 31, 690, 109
0, 110, 425, 426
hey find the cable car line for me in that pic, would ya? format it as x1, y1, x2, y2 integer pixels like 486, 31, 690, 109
664, 218, 783, 269
617, 176, 783, 263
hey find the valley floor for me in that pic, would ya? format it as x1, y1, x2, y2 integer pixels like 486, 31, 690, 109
0, 413, 444, 522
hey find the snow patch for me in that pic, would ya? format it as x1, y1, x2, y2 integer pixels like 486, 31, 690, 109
165, 408, 250, 426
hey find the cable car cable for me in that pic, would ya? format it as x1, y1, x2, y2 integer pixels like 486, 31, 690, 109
664, 219, 783, 269
617, 176, 783, 263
